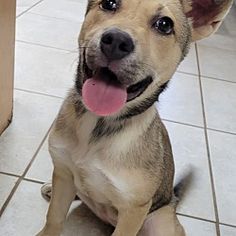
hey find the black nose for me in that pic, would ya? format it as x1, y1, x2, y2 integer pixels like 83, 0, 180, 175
100, 29, 135, 61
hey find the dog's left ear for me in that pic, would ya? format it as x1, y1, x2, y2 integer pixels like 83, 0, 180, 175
183, 0, 233, 41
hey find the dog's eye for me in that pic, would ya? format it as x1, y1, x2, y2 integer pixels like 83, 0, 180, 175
154, 17, 174, 35
100, 0, 118, 11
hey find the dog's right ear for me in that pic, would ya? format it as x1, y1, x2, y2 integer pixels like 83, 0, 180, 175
182, 0, 233, 41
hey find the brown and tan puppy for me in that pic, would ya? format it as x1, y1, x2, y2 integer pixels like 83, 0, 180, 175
36, 1, 232, 235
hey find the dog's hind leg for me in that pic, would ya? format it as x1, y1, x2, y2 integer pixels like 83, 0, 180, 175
138, 170, 194, 236
36, 166, 77, 236
138, 204, 185, 236
112, 201, 152, 236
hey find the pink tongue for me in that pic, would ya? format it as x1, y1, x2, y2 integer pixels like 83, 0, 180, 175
82, 72, 127, 116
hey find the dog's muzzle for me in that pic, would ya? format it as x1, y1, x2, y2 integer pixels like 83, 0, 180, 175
80, 28, 153, 117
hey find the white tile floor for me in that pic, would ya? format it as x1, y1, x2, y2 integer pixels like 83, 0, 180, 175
0, 1, 236, 235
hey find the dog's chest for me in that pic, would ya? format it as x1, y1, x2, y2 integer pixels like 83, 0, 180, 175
71, 139, 142, 205
65, 114, 141, 201
68, 139, 144, 225
51, 113, 152, 223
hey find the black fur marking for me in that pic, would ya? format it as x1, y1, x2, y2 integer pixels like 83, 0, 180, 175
119, 81, 169, 120
179, 23, 191, 62
86, 0, 96, 15
149, 194, 172, 213
75, 56, 83, 96
74, 98, 86, 117
90, 118, 125, 143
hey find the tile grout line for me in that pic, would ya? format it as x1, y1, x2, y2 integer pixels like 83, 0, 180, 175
219, 222, 236, 229
207, 127, 236, 136
162, 119, 236, 136
16, 40, 77, 53
0, 172, 21, 178
24, 12, 85, 24
177, 212, 216, 224
23, 178, 46, 185
178, 213, 236, 229
0, 123, 53, 217
177, 70, 236, 84
16, 0, 45, 19
162, 118, 204, 129
177, 70, 199, 77
195, 43, 221, 236
0, 172, 46, 185
14, 88, 64, 100
200, 75, 236, 84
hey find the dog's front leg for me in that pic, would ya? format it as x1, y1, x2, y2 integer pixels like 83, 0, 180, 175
36, 166, 76, 236
112, 201, 152, 236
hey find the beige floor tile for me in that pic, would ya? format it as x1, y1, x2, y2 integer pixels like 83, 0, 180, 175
177, 45, 198, 75
30, 0, 87, 23
220, 225, 236, 236
209, 130, 236, 226
158, 72, 203, 127
0, 181, 112, 236
26, 138, 53, 182
198, 46, 236, 83
0, 90, 61, 175
16, 0, 40, 16
202, 78, 236, 133
16, 12, 82, 51
179, 216, 217, 236
164, 121, 215, 221
0, 181, 48, 236
199, 34, 236, 53
15, 41, 77, 98
0, 175, 18, 209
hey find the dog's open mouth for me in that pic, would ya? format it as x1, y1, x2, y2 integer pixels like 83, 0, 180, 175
82, 63, 153, 116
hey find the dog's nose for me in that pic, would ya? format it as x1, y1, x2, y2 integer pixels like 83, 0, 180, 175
101, 29, 135, 61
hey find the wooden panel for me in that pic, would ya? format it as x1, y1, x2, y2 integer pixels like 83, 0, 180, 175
0, 0, 16, 134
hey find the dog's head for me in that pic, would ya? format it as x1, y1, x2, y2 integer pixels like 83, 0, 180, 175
76, 0, 232, 119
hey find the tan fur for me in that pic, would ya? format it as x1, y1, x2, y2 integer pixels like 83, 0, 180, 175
36, 1, 232, 236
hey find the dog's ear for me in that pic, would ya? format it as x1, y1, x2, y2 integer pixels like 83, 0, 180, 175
182, 0, 233, 41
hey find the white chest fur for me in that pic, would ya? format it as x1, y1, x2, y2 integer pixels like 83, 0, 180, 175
49, 109, 156, 223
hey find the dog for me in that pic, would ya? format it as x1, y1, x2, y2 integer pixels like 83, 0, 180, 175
36, 0, 232, 235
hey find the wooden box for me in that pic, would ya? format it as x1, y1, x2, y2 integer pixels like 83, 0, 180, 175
0, 0, 16, 134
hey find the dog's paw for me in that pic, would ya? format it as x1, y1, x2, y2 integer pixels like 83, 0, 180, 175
41, 183, 52, 201
41, 182, 81, 202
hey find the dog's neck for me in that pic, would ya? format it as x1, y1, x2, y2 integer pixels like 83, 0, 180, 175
69, 87, 159, 143
89, 104, 158, 143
